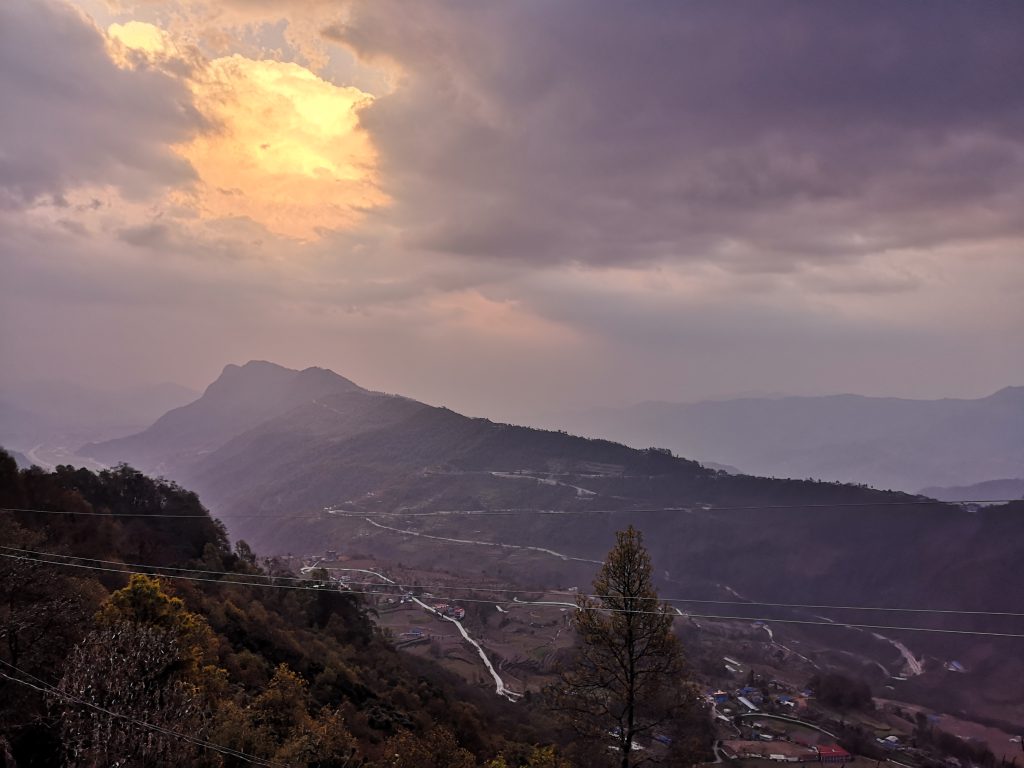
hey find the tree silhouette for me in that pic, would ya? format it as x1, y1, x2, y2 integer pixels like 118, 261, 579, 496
553, 526, 695, 767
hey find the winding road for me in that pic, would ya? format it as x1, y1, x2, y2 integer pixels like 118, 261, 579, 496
363, 517, 602, 564
314, 565, 522, 701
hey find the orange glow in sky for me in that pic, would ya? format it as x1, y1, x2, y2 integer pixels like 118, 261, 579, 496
108, 21, 388, 241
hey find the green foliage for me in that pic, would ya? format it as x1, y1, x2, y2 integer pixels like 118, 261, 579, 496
98, 574, 217, 672
377, 725, 476, 768
521, 745, 573, 768
0, 451, 564, 767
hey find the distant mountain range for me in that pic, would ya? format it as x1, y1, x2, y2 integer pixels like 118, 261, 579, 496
80, 361, 1024, 721
552, 389, 1024, 493
921, 477, 1024, 503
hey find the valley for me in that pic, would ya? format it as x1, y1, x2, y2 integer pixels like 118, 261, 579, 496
266, 503, 1024, 730
272, 530, 1024, 765
73, 363, 1024, 728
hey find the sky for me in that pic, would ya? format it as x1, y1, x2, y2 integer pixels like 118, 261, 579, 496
1, 0, 1023, 424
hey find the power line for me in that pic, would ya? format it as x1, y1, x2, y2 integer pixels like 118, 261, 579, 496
2, 544, 1024, 622
3, 550, 1024, 637
2, 497, 1020, 521
4, 545, 1022, 618
0, 659, 288, 768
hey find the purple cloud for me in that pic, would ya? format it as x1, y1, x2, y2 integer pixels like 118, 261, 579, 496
0, 0, 201, 208
329, 1, 1024, 270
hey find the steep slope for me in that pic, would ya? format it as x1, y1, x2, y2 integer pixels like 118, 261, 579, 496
83, 360, 364, 475
0, 452, 561, 766
187, 391, 716, 533
555, 387, 1024, 492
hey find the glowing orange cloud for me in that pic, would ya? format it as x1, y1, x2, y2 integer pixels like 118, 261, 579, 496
108, 21, 388, 240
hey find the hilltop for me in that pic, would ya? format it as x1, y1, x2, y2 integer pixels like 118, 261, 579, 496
83, 361, 363, 475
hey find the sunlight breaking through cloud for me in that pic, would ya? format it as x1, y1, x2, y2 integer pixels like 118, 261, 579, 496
108, 20, 388, 240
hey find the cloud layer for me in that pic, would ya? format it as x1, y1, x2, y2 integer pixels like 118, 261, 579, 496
332, 1, 1024, 271
0, 0, 199, 209
1, 0, 1022, 423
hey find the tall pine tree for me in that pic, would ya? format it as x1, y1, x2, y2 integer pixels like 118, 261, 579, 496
554, 526, 696, 767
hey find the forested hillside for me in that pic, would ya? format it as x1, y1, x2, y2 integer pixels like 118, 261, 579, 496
0, 451, 578, 767
76, 363, 1024, 723
84, 362, 921, 554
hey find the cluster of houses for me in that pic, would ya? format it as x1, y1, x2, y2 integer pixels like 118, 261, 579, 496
710, 681, 855, 765
708, 683, 801, 714
430, 602, 466, 621
719, 724, 854, 765
720, 741, 853, 764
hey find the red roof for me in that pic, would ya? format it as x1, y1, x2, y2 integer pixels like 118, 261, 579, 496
818, 746, 851, 758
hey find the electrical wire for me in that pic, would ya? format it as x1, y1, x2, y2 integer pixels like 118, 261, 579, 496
3, 545, 1019, 618
3, 550, 1024, 637
2, 497, 1020, 520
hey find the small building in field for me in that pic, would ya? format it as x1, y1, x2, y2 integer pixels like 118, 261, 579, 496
817, 745, 852, 763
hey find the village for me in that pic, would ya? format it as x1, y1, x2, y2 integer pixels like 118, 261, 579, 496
289, 548, 1021, 768
703, 660, 1018, 768
708, 678, 857, 765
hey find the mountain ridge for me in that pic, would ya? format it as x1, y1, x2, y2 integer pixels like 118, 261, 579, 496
553, 387, 1024, 492
83, 360, 365, 474
77, 361, 1024, 722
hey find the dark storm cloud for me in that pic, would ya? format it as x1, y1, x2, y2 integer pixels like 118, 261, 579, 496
0, 0, 201, 209
329, 1, 1024, 270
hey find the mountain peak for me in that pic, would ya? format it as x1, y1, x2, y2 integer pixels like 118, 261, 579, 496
295, 365, 361, 390
206, 361, 362, 398
84, 361, 367, 471
216, 359, 289, 379
985, 385, 1024, 403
